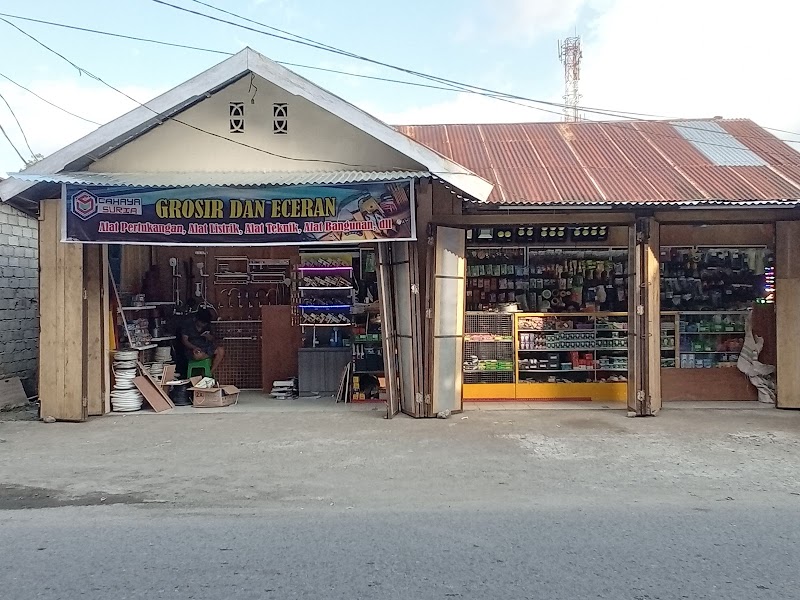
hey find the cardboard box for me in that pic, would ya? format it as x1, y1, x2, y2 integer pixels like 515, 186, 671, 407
188, 376, 240, 408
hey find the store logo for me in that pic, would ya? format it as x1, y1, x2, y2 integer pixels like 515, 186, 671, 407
71, 189, 98, 220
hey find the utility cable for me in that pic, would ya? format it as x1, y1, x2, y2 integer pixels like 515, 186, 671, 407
0, 122, 27, 165
2, 14, 799, 189
0, 91, 35, 156
0, 18, 478, 175
3, 9, 800, 144
149, 1, 800, 140
0, 71, 102, 125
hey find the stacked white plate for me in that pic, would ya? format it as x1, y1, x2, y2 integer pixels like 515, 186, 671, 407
154, 346, 172, 363
148, 362, 165, 379
112, 350, 143, 412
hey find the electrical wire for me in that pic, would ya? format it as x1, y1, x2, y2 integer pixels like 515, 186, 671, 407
0, 17, 478, 174
0, 11, 231, 56
0, 71, 102, 125
3, 9, 800, 145
2, 11, 799, 186
0, 122, 27, 165
0, 91, 35, 156
149, 1, 800, 141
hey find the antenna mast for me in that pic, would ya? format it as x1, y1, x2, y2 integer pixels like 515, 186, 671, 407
558, 36, 583, 122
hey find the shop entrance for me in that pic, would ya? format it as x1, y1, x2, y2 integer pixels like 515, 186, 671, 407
461, 225, 632, 406
102, 241, 420, 417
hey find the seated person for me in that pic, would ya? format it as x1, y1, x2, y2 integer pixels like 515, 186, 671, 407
181, 308, 225, 376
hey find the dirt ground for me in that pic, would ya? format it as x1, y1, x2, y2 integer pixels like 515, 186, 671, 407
1, 403, 799, 512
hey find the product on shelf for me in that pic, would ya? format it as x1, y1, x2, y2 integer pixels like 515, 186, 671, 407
661, 311, 748, 369
660, 246, 771, 311
514, 312, 629, 383
462, 313, 515, 384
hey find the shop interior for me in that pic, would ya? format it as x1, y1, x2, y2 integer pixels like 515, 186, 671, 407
462, 224, 776, 404
107, 244, 387, 412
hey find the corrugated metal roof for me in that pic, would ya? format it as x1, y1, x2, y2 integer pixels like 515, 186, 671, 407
397, 119, 800, 205
9, 170, 429, 187
671, 121, 768, 167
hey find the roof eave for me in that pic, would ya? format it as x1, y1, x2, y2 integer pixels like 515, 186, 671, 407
1, 48, 491, 204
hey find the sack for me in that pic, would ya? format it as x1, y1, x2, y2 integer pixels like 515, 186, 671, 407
737, 311, 776, 403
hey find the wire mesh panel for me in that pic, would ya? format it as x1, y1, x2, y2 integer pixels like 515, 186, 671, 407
211, 320, 262, 389
463, 312, 515, 383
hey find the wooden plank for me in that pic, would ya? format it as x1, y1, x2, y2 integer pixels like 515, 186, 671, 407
661, 368, 757, 401
136, 361, 175, 408
661, 223, 774, 248
645, 220, 662, 414
776, 221, 800, 408
38, 199, 85, 421
776, 278, 800, 408
133, 376, 173, 412
260, 305, 300, 391
101, 245, 111, 414
38, 199, 59, 420
84, 244, 104, 415
627, 223, 642, 414
62, 230, 86, 421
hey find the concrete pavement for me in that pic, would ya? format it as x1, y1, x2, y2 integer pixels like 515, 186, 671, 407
1, 406, 799, 598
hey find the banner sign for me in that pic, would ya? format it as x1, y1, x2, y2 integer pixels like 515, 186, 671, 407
62, 180, 416, 245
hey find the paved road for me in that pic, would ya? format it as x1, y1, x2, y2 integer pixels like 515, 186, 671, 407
1, 406, 799, 598
2, 503, 799, 600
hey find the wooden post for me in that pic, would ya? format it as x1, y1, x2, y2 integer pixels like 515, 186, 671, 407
776, 221, 800, 408
38, 199, 86, 422
629, 217, 661, 416
84, 245, 105, 415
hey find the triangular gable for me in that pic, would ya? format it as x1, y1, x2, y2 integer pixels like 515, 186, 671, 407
0, 48, 491, 203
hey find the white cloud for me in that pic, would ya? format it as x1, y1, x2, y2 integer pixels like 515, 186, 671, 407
580, 0, 800, 135
478, 0, 589, 44
359, 92, 561, 126
0, 80, 164, 176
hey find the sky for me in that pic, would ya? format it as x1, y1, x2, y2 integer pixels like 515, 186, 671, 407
1, 0, 799, 176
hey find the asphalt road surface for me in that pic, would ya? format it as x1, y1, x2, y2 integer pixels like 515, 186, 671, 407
2, 503, 798, 600
1, 405, 799, 599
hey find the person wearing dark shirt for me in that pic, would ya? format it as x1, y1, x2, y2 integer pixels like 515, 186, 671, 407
181, 308, 225, 375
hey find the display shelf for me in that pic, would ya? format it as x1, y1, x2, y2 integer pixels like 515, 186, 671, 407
150, 336, 176, 342
297, 266, 353, 271
515, 312, 629, 384
130, 343, 157, 351
300, 323, 352, 327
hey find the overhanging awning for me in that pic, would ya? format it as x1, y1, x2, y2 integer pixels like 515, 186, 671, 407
9, 170, 431, 188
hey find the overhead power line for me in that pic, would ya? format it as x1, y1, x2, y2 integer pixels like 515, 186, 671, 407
149, 0, 668, 121
3, 9, 800, 146
0, 18, 478, 174
0, 91, 35, 156
1, 12, 798, 174
0, 122, 27, 165
150, 1, 800, 140
0, 72, 101, 125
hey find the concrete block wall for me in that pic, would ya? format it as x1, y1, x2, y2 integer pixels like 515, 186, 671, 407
0, 202, 38, 395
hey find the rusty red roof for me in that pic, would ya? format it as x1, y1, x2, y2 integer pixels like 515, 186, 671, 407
396, 119, 800, 206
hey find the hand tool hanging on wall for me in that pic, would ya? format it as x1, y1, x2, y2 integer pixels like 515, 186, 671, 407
169, 257, 181, 308
183, 260, 191, 309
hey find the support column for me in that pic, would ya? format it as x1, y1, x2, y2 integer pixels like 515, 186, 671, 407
629, 217, 662, 416
776, 221, 800, 409
39, 199, 87, 422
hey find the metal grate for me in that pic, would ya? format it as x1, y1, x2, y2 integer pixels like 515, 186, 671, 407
463, 312, 515, 383
465, 312, 514, 336
211, 320, 262, 389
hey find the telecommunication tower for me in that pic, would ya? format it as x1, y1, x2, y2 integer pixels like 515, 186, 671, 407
558, 36, 583, 122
